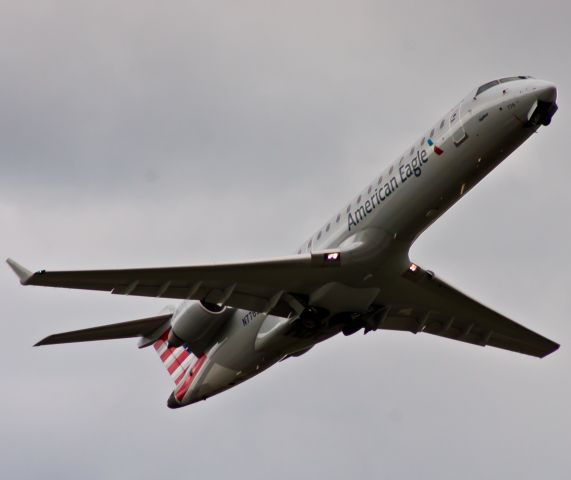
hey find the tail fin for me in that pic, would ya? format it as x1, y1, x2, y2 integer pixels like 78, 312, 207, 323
152, 330, 196, 386
153, 329, 209, 405
33, 310, 208, 404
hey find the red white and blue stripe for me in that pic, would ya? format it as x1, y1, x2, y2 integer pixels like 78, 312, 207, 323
153, 330, 208, 402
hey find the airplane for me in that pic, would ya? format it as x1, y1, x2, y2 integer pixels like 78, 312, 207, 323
7, 75, 560, 409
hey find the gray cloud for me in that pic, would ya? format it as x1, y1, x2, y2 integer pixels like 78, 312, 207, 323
1, 0, 570, 478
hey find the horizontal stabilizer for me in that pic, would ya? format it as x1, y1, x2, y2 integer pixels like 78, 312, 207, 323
35, 314, 172, 346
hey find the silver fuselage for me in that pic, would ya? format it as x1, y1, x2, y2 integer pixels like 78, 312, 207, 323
179, 78, 557, 405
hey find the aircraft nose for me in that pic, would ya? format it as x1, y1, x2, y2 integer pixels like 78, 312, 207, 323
526, 80, 558, 127
535, 80, 557, 103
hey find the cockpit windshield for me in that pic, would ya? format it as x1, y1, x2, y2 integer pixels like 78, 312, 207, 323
475, 76, 532, 97
475, 80, 499, 96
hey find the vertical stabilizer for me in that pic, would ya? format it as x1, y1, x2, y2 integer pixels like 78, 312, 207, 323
153, 330, 197, 386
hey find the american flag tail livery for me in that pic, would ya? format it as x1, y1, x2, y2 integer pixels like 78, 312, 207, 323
153, 329, 207, 403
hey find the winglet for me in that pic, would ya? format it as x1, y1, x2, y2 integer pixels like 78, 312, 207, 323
6, 258, 34, 285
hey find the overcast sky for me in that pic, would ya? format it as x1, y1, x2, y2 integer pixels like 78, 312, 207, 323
1, 1, 570, 478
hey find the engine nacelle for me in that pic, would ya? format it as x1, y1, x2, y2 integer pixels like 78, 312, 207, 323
168, 301, 232, 355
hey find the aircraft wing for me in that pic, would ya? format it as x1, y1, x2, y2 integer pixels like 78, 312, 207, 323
6, 253, 344, 317
6, 257, 559, 357
372, 264, 559, 358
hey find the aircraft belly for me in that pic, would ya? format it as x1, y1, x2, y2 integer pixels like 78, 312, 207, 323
210, 310, 269, 370
180, 309, 292, 403
186, 362, 241, 403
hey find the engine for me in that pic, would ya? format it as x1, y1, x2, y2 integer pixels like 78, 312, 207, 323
168, 301, 232, 355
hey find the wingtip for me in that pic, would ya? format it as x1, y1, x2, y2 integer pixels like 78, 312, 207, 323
6, 258, 33, 285
540, 341, 560, 358
34, 337, 52, 347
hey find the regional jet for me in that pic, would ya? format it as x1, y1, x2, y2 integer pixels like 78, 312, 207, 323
7, 76, 560, 408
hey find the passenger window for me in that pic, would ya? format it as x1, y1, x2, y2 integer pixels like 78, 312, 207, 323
368, 185, 372, 194
378, 175, 383, 185
357, 195, 362, 203
317, 231, 322, 240
440, 119, 445, 129
326, 223, 331, 232
389, 166, 393, 175
307, 239, 312, 249
399, 156, 404, 166
409, 146, 414, 155
346, 205, 351, 213
430, 128, 435, 137
420, 137, 425, 146
336, 213, 341, 223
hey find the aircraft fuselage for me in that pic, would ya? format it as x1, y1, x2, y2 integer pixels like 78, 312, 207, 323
175, 77, 558, 407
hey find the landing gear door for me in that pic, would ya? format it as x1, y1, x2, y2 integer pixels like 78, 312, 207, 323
450, 104, 468, 146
